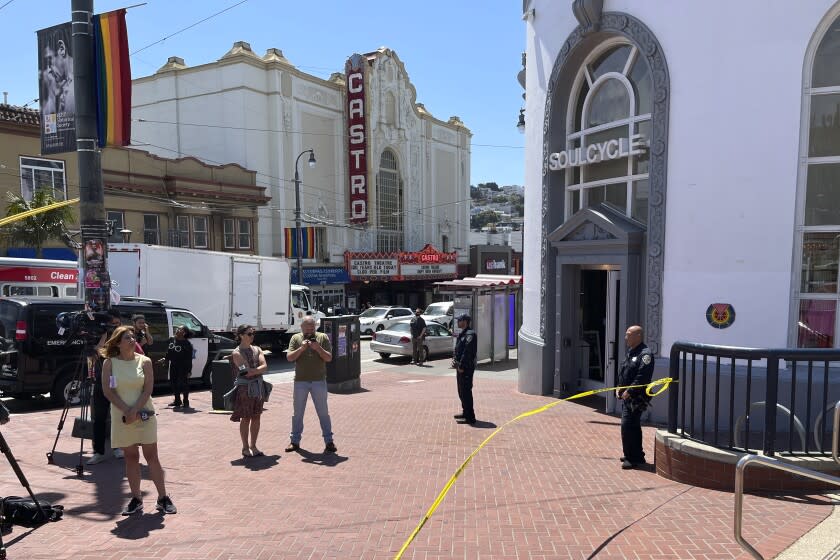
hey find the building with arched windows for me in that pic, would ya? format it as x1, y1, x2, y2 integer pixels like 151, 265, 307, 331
520, 0, 840, 419
132, 44, 471, 311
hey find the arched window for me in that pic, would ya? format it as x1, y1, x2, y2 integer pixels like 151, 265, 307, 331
376, 149, 403, 252
793, 12, 840, 348
564, 41, 652, 223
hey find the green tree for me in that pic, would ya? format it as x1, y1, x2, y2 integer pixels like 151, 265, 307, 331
2, 188, 75, 258
470, 209, 501, 230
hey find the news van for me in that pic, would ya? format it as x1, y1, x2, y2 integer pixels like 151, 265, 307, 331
0, 297, 236, 406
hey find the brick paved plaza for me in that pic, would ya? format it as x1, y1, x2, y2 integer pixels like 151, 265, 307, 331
0, 362, 834, 559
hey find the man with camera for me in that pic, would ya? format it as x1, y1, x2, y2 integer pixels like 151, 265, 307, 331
88, 310, 124, 464
131, 315, 154, 354
284, 316, 336, 454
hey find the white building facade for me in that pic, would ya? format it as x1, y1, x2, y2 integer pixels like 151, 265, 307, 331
520, 0, 840, 414
132, 43, 471, 310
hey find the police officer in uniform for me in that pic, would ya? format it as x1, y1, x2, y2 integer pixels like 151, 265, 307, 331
452, 313, 477, 424
615, 325, 654, 469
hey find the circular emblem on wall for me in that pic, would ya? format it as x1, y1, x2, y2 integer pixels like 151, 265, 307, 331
706, 303, 735, 329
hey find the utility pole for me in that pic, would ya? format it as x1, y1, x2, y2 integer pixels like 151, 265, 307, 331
72, 0, 110, 310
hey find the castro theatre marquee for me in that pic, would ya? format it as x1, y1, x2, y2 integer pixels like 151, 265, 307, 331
519, 0, 840, 423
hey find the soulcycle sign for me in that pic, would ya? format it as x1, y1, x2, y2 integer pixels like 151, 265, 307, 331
549, 133, 647, 171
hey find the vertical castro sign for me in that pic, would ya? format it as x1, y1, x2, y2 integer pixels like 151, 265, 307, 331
346, 53, 368, 224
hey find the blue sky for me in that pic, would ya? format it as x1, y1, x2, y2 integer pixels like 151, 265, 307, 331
0, 0, 525, 187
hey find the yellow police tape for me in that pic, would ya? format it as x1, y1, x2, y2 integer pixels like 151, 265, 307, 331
393, 377, 676, 559
0, 198, 80, 228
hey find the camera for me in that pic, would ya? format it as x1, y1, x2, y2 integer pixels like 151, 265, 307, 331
56, 310, 113, 342
238, 363, 248, 376
304, 334, 316, 341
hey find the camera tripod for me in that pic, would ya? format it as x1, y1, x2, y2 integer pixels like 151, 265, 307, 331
46, 348, 94, 477
0, 428, 45, 559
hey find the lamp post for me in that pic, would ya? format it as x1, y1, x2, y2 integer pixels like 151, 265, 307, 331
516, 108, 526, 133
293, 149, 316, 286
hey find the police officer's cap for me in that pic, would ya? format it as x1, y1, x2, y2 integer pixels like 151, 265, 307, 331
456, 313, 471, 322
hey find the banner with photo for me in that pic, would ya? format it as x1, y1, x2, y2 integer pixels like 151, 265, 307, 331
37, 22, 76, 154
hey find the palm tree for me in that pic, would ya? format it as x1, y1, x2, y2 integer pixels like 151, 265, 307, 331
2, 188, 76, 258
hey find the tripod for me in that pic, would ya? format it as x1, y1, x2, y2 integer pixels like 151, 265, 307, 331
46, 348, 94, 477
0, 428, 45, 560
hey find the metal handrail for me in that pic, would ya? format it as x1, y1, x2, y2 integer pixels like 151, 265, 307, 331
734, 400, 840, 560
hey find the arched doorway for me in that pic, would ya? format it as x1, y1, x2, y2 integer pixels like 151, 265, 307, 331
539, 13, 670, 407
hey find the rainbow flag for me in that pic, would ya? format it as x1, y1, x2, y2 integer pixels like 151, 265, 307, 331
93, 9, 131, 147
284, 227, 315, 258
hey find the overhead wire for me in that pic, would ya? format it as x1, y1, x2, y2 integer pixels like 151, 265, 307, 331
129, 0, 249, 56
134, 118, 523, 149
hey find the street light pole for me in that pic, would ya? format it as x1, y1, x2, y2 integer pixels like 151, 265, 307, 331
293, 149, 316, 287
72, 0, 110, 311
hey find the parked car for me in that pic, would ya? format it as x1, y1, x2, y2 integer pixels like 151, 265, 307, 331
422, 301, 454, 330
0, 296, 236, 406
370, 320, 454, 362
358, 306, 413, 335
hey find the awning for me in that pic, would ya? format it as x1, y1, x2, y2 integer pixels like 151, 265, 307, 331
434, 274, 523, 291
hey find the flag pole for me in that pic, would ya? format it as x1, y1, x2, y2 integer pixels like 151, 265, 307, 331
71, 0, 110, 311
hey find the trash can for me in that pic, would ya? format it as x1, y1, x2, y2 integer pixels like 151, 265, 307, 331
322, 315, 361, 392
211, 359, 233, 410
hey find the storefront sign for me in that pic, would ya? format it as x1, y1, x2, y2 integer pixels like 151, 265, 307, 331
484, 258, 507, 271
346, 53, 368, 223
346, 245, 458, 281
291, 267, 351, 285
548, 133, 647, 171
401, 263, 457, 276
706, 303, 735, 329
349, 258, 398, 277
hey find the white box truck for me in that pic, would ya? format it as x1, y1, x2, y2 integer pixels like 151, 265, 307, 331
108, 244, 317, 350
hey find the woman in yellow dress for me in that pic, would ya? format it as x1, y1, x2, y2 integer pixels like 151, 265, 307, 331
101, 325, 176, 515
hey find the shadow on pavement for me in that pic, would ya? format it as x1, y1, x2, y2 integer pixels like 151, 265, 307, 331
330, 387, 370, 395
475, 359, 518, 373
230, 454, 280, 471
297, 449, 348, 467
110, 511, 165, 539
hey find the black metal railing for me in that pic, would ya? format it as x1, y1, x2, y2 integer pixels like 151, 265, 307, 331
668, 341, 840, 457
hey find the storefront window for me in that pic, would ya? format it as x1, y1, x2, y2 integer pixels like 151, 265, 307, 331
805, 163, 840, 225
793, 12, 840, 348
564, 42, 651, 223
808, 94, 840, 157
801, 232, 839, 293
589, 45, 632, 81
631, 180, 649, 223
812, 16, 840, 88
586, 80, 630, 128
797, 299, 836, 348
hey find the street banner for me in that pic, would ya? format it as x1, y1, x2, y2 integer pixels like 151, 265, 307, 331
37, 22, 76, 154
93, 9, 131, 147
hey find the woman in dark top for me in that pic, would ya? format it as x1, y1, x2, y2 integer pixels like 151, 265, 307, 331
160, 326, 193, 409
230, 324, 269, 457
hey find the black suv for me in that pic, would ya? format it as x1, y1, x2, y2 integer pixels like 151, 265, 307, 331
0, 297, 236, 406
